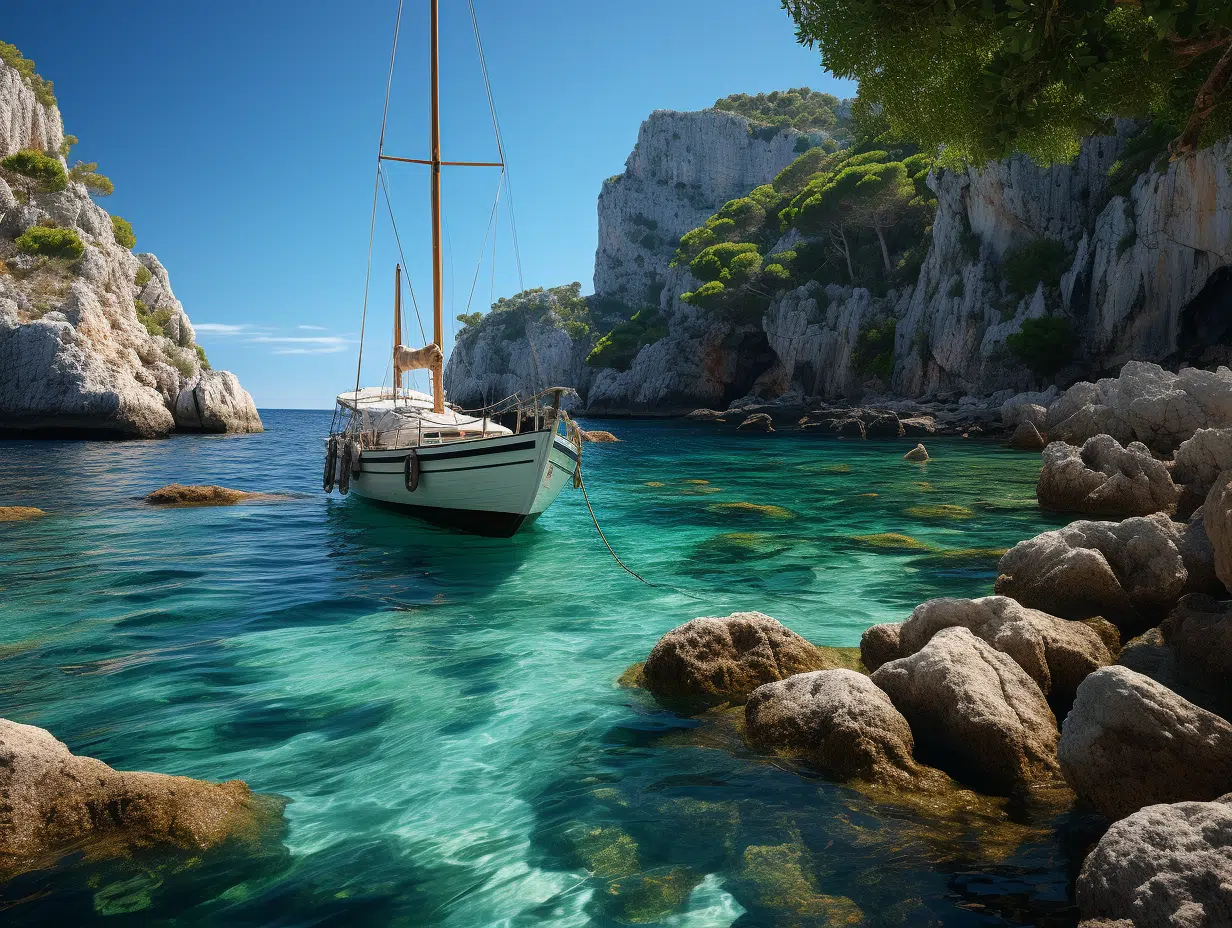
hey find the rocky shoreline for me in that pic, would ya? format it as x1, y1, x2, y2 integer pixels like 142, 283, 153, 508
622, 360, 1232, 926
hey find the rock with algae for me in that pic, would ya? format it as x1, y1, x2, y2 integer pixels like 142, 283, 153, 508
642, 612, 844, 712
145, 484, 279, 506
852, 532, 931, 551
0, 718, 285, 878
732, 841, 864, 925
706, 501, 795, 520
906, 504, 973, 519
0, 506, 45, 521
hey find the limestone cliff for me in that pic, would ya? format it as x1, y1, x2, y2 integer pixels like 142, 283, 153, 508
593, 109, 810, 307
0, 52, 260, 438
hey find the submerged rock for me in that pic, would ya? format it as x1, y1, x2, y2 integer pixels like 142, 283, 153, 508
146, 484, 273, 506
1077, 794, 1232, 927
1037, 436, 1178, 518
579, 429, 620, 443
860, 622, 903, 673
1058, 666, 1232, 821
745, 669, 929, 787
898, 596, 1111, 709
0, 718, 284, 877
904, 443, 929, 462
642, 612, 841, 712
737, 413, 774, 432
852, 532, 932, 551
0, 507, 45, 522
871, 627, 1059, 795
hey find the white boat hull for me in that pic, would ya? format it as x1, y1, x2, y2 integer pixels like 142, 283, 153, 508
348, 429, 576, 536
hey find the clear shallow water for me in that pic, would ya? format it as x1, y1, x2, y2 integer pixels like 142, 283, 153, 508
0, 412, 1085, 926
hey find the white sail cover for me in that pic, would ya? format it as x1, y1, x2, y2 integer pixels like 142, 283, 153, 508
337, 386, 512, 449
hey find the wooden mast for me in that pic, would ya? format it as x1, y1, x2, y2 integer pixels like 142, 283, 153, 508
393, 264, 403, 394
428, 0, 445, 414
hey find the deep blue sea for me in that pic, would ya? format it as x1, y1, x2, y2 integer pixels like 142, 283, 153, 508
0, 410, 1086, 926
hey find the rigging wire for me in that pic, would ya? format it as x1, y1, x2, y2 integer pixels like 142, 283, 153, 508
355, 0, 405, 395
379, 168, 429, 345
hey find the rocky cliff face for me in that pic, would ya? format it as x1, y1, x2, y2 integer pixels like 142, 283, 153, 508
0, 57, 260, 437
450, 100, 1232, 415
593, 109, 807, 308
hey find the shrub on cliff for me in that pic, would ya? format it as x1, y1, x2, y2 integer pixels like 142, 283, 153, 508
1, 149, 67, 193
713, 88, 851, 137
586, 308, 668, 371
1002, 239, 1072, 296
0, 42, 56, 107
69, 161, 114, 197
112, 216, 137, 250
853, 319, 897, 380
15, 226, 84, 259
1007, 317, 1075, 376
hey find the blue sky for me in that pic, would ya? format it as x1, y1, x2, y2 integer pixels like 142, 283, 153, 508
6, 0, 854, 408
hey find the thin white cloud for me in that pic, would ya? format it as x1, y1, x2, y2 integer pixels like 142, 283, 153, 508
273, 345, 350, 355
249, 335, 351, 346
194, 323, 250, 336
298, 324, 328, 331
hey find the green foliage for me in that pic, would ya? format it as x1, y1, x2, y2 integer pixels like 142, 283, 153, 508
1007, 317, 1075, 376
714, 88, 852, 137
456, 311, 483, 330
689, 242, 761, 283
586, 307, 668, 371
853, 319, 897, 379
782, 0, 1232, 163
111, 215, 136, 250
136, 299, 173, 338
195, 345, 211, 370
1107, 122, 1171, 198
1002, 238, 1073, 296
482, 282, 597, 344
1, 149, 67, 192
135, 265, 152, 288
0, 42, 56, 107
69, 161, 114, 196
59, 134, 78, 159
15, 225, 83, 259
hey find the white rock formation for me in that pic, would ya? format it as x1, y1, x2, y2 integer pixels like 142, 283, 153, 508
594, 109, 806, 305
0, 56, 260, 437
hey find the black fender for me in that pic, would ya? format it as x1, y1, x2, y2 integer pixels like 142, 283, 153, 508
323, 438, 337, 493
404, 448, 421, 492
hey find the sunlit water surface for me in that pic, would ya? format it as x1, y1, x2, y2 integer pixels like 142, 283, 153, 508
0, 412, 1085, 926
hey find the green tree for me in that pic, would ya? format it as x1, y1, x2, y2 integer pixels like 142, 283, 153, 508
783, 0, 1232, 162
1007, 316, 1075, 375
456, 311, 483, 330
0, 42, 55, 107
112, 215, 136, 250
1, 149, 67, 193
16, 226, 84, 259
69, 161, 114, 196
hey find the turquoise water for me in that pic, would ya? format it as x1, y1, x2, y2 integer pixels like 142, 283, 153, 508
0, 412, 1086, 926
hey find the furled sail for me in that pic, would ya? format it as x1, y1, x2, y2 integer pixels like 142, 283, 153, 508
395, 343, 442, 373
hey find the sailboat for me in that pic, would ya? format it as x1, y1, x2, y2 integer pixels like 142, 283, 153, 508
324, 0, 580, 537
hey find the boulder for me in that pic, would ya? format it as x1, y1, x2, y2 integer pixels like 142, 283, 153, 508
1162, 593, 1232, 714
173, 370, 263, 434
897, 596, 1111, 709
1173, 428, 1232, 497
737, 413, 774, 432
1008, 421, 1047, 451
859, 622, 903, 673
995, 514, 1213, 633
904, 443, 929, 462
900, 416, 936, 436
1037, 436, 1178, 518
1077, 794, 1232, 928
745, 669, 926, 786
1058, 666, 1232, 820
580, 429, 620, 443
1203, 470, 1232, 594
833, 417, 866, 439
1002, 389, 1057, 428
0, 718, 283, 877
871, 627, 1059, 794
642, 613, 840, 712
